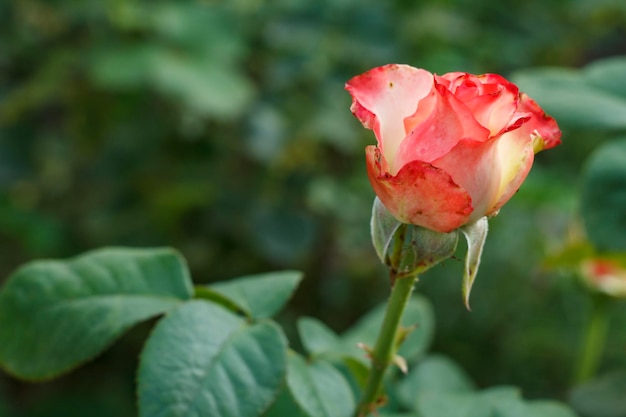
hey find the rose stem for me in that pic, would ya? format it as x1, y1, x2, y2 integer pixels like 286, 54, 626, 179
574, 293, 610, 384
353, 272, 418, 417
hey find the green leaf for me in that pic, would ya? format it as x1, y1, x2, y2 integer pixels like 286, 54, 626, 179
479, 386, 523, 416
193, 286, 244, 315
297, 317, 340, 356
89, 45, 154, 90
0, 247, 193, 380
525, 401, 579, 417
340, 295, 434, 364
396, 354, 476, 410
416, 392, 490, 417
479, 385, 521, 407
201, 270, 303, 319
378, 414, 421, 417
584, 56, 626, 100
460, 217, 489, 310
138, 300, 287, 417
286, 352, 355, 417
151, 52, 255, 119
570, 370, 626, 417
581, 138, 626, 251
512, 68, 626, 130
481, 387, 578, 417
415, 385, 577, 417
341, 356, 370, 391
263, 385, 309, 417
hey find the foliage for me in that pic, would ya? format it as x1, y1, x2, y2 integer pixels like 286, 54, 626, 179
570, 371, 626, 417
0, 247, 578, 417
580, 138, 626, 252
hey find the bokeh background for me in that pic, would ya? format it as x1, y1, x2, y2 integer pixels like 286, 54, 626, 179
2, 0, 626, 416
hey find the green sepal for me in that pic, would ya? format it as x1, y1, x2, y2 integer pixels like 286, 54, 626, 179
460, 217, 489, 310
371, 198, 459, 280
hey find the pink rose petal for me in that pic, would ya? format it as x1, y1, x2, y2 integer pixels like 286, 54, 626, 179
517, 93, 562, 151
346, 64, 435, 169
487, 130, 535, 214
365, 145, 473, 232
431, 137, 502, 222
394, 84, 490, 173
438, 73, 521, 136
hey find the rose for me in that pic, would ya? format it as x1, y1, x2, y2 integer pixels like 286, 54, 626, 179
346, 64, 562, 232
581, 258, 626, 298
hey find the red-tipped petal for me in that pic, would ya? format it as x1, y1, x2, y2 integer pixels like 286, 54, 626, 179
394, 83, 490, 172
438, 72, 521, 137
365, 145, 473, 233
346, 65, 435, 166
517, 93, 562, 151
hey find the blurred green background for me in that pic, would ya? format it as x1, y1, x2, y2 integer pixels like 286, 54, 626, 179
2, 0, 626, 416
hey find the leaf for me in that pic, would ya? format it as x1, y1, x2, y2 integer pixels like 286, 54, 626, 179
263, 384, 309, 417
584, 56, 626, 100
151, 52, 255, 119
570, 370, 626, 417
481, 387, 578, 417
203, 270, 303, 319
0, 247, 193, 380
479, 385, 521, 407
340, 356, 370, 391
138, 300, 287, 417
525, 401, 579, 417
581, 138, 626, 252
193, 285, 244, 315
340, 295, 434, 364
460, 217, 489, 310
297, 317, 341, 356
479, 386, 524, 416
378, 414, 421, 417
416, 392, 491, 417
396, 354, 476, 410
89, 44, 154, 90
416, 385, 577, 417
512, 68, 626, 130
286, 352, 355, 417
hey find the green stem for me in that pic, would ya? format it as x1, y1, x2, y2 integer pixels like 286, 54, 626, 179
354, 273, 418, 417
574, 294, 610, 384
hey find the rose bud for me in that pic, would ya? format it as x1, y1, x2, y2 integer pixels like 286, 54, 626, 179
346, 64, 561, 233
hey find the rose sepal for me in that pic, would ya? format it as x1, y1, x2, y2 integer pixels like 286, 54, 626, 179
371, 197, 459, 283
460, 217, 489, 310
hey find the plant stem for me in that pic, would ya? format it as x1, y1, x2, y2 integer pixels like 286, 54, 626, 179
574, 294, 610, 384
354, 273, 418, 417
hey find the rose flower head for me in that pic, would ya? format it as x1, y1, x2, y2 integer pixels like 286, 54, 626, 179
346, 64, 562, 233
581, 258, 626, 298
